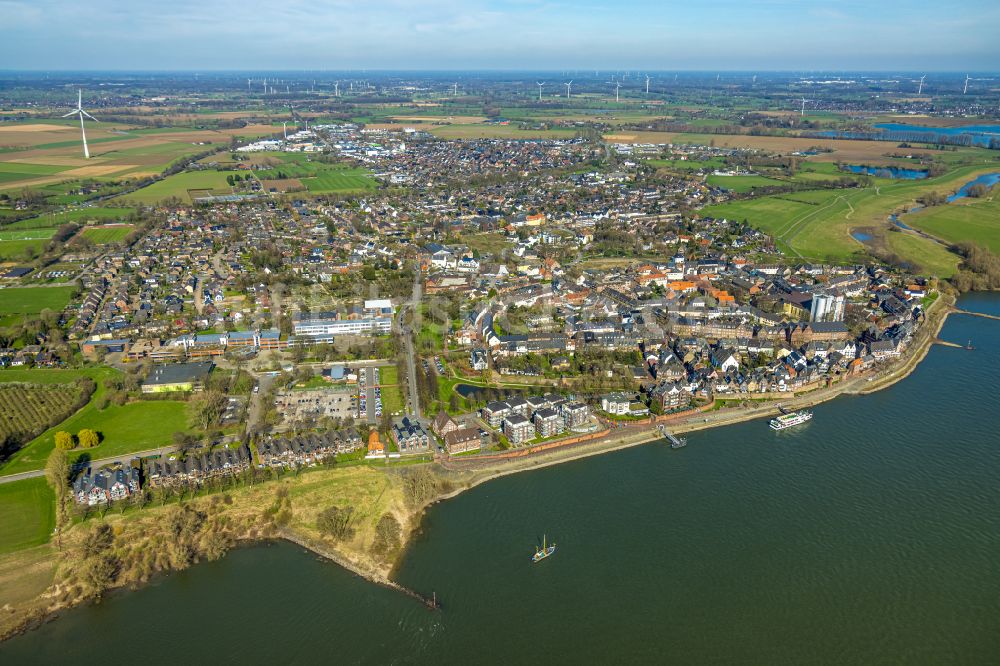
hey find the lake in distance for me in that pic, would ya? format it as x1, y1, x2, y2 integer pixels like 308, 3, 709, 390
3, 293, 1000, 664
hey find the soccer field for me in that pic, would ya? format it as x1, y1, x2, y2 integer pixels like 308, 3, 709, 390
81, 224, 134, 244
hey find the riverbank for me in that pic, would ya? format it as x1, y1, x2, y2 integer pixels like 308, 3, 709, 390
0, 290, 965, 642
429, 291, 958, 495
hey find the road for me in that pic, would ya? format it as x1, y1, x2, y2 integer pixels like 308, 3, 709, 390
397, 270, 422, 418
246, 373, 276, 434
0, 445, 179, 485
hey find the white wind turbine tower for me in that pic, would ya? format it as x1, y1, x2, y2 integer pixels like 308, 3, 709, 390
799, 97, 809, 116
262, 77, 267, 93
282, 121, 287, 140
645, 75, 650, 94
62, 89, 98, 159
537, 81, 545, 101
963, 75, 971, 94
247, 78, 251, 93
334, 81, 340, 97
917, 74, 926, 95
615, 81, 621, 102
564, 80, 572, 98
452, 82, 458, 96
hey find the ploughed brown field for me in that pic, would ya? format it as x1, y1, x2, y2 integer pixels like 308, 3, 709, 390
603, 131, 937, 162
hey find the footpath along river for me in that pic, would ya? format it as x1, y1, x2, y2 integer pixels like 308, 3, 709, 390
3, 293, 999, 664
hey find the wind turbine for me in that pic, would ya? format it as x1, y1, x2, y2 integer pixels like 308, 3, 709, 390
62, 89, 98, 159
799, 97, 809, 116
645, 75, 650, 94
262, 77, 267, 93
615, 81, 621, 103
334, 81, 340, 96
247, 78, 252, 93
537, 81, 545, 101
963, 74, 971, 94
564, 80, 572, 98
282, 122, 287, 140
917, 74, 926, 95
452, 82, 458, 96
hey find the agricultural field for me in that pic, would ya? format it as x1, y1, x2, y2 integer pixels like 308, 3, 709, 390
606, 130, 971, 164
701, 165, 999, 274
0, 383, 82, 445
112, 170, 238, 204
249, 153, 377, 193
905, 193, 1000, 254
0, 119, 281, 201
428, 124, 579, 140
0, 478, 54, 554
0, 285, 76, 316
80, 224, 134, 244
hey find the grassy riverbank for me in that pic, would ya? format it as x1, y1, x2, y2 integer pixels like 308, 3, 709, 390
0, 291, 959, 641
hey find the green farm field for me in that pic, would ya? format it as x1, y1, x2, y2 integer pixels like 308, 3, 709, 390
113, 170, 237, 204
0, 286, 76, 315
249, 154, 377, 192
429, 124, 578, 140
0, 478, 54, 554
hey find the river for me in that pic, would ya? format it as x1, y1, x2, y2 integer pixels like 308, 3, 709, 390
3, 294, 1000, 664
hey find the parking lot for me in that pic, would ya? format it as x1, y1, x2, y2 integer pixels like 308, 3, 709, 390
275, 387, 357, 423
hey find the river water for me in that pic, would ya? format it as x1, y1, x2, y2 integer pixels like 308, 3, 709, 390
4, 294, 1000, 664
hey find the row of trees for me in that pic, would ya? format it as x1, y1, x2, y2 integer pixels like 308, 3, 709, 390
54, 428, 100, 450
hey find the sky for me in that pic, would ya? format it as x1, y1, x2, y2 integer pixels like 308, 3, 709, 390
2, 0, 998, 71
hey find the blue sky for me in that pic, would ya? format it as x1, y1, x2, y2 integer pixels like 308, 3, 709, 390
2, 0, 997, 71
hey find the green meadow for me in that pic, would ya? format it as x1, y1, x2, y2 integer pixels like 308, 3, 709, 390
0, 478, 55, 554
252, 154, 377, 193
0, 286, 76, 315
114, 170, 237, 204
706, 174, 788, 192
3, 397, 189, 476
8, 207, 132, 228
905, 193, 1000, 254
702, 165, 999, 275
0, 228, 56, 241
